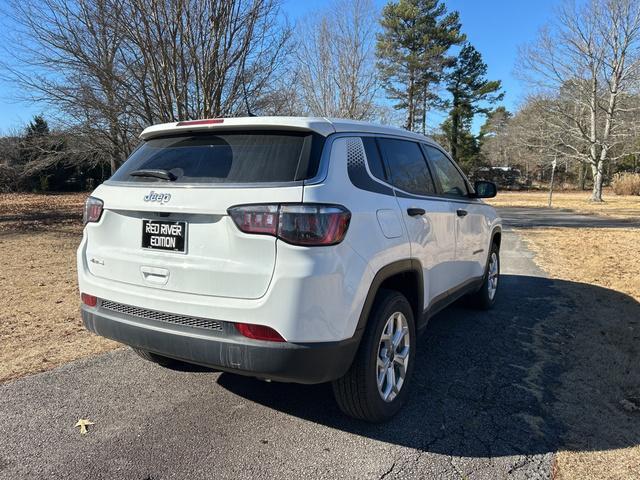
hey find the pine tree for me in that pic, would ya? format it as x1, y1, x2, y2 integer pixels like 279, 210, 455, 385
376, 0, 464, 132
440, 117, 481, 174
19, 115, 68, 191
26, 115, 50, 137
20, 115, 50, 168
445, 43, 503, 163
479, 106, 511, 139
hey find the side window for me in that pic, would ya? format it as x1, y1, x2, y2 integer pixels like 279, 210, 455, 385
423, 145, 469, 197
377, 138, 436, 196
361, 137, 387, 181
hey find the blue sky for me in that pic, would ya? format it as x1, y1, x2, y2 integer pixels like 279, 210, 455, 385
0, 0, 558, 133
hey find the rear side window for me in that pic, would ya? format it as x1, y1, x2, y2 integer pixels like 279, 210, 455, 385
423, 145, 469, 197
110, 131, 324, 184
361, 137, 387, 181
377, 138, 436, 195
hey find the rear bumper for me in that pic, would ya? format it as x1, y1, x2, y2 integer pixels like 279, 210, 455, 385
81, 304, 359, 384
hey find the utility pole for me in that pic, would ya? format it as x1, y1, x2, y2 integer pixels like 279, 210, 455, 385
548, 156, 557, 207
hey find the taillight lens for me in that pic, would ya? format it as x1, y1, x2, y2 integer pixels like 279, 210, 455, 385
228, 204, 351, 246
228, 204, 279, 236
279, 205, 350, 246
83, 197, 103, 225
236, 323, 285, 342
81, 293, 97, 307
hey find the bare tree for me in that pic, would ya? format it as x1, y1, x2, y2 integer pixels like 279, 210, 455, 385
3, 0, 290, 174
120, 0, 289, 121
4, 0, 134, 174
518, 0, 640, 201
295, 0, 379, 119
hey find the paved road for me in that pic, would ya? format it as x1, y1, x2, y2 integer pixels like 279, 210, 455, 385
0, 232, 558, 480
498, 206, 640, 229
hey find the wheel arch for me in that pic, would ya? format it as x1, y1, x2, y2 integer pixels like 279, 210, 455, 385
490, 226, 502, 250
355, 259, 424, 337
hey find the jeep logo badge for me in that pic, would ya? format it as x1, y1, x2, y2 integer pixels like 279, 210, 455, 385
144, 191, 172, 205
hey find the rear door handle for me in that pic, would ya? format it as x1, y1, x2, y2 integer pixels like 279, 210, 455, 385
141, 266, 170, 285
456, 209, 468, 217
407, 208, 426, 217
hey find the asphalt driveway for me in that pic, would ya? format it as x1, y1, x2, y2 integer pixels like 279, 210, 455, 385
1, 229, 638, 479
498, 206, 640, 229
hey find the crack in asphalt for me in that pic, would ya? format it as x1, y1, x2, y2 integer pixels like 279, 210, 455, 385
379, 461, 397, 479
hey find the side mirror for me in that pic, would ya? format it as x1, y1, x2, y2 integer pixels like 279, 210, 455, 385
473, 180, 497, 199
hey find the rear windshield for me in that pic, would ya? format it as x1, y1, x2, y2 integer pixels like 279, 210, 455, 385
110, 131, 324, 184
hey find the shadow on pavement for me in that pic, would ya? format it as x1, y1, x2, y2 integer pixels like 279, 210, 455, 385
218, 274, 640, 458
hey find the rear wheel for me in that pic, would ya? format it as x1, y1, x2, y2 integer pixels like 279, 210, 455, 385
468, 242, 500, 310
132, 347, 182, 368
332, 289, 416, 422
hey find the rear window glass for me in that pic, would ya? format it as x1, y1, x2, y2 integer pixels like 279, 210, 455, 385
110, 131, 324, 184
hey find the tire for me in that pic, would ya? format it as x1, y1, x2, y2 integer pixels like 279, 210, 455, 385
468, 242, 500, 310
332, 289, 416, 422
132, 347, 182, 368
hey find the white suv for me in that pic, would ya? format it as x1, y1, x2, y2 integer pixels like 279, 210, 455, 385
78, 117, 501, 422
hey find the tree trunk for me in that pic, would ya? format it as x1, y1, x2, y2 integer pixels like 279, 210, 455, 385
406, 69, 415, 131
450, 99, 459, 162
108, 123, 121, 176
421, 88, 427, 134
590, 161, 604, 202
579, 162, 586, 190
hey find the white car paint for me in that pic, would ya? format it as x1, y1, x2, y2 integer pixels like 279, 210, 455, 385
77, 117, 501, 345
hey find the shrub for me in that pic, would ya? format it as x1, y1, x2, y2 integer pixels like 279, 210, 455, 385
0, 164, 19, 192
611, 172, 640, 196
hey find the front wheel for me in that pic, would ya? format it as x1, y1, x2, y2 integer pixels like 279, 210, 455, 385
332, 289, 416, 422
468, 242, 500, 310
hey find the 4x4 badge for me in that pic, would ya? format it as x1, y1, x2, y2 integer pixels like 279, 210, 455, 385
144, 191, 172, 205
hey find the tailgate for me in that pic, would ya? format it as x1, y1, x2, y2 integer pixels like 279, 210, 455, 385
84, 184, 303, 299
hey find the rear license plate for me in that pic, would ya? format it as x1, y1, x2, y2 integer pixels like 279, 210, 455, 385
142, 220, 187, 252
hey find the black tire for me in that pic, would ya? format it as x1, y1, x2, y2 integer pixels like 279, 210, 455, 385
468, 242, 500, 310
332, 289, 416, 422
132, 347, 182, 368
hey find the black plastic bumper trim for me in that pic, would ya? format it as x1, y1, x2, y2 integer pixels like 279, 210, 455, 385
81, 306, 359, 384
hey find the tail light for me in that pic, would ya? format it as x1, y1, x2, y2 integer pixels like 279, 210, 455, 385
83, 197, 103, 225
228, 204, 351, 246
176, 119, 224, 126
236, 323, 285, 342
229, 204, 279, 236
81, 293, 97, 307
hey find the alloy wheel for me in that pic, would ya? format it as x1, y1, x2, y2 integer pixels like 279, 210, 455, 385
376, 311, 410, 402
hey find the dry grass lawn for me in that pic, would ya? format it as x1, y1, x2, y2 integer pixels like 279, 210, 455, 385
0, 192, 90, 232
524, 228, 640, 301
488, 189, 640, 219
521, 227, 640, 480
0, 193, 118, 383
